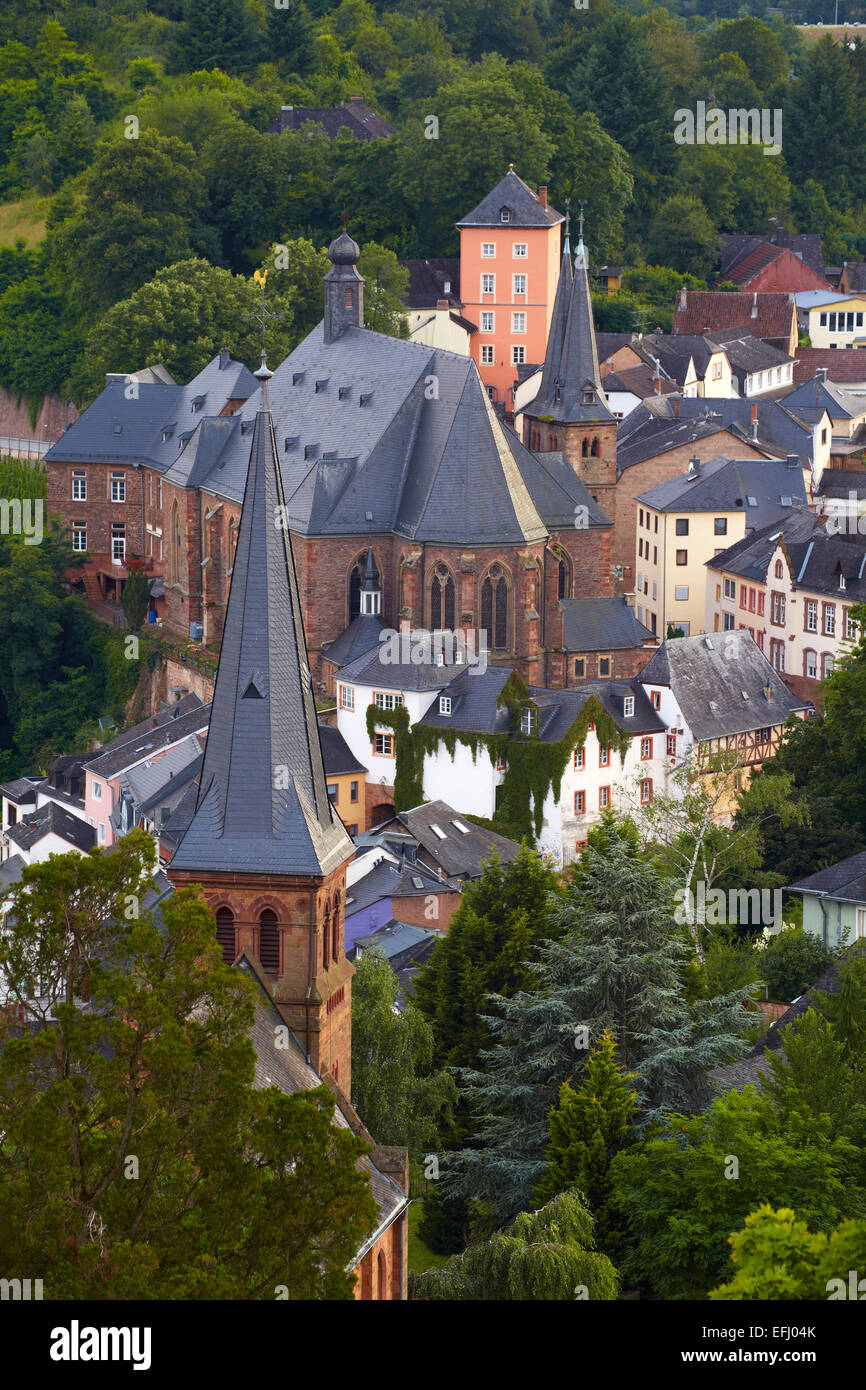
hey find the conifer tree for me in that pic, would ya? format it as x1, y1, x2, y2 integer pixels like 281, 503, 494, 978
533, 1029, 637, 1257
440, 827, 750, 1224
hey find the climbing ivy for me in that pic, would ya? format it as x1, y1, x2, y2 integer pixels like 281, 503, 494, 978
368, 691, 631, 842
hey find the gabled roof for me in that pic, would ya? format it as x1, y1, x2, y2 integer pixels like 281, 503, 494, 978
399, 258, 460, 309
637, 631, 810, 741
398, 800, 522, 878
118, 736, 203, 811
793, 348, 866, 384
456, 169, 562, 228
788, 849, 866, 902
418, 668, 664, 740
705, 510, 819, 581
268, 98, 395, 141
319, 725, 366, 777
169, 382, 353, 878
617, 397, 814, 476
636, 454, 808, 529
85, 702, 210, 781
321, 613, 385, 669
721, 232, 826, 280
842, 261, 866, 292
560, 596, 655, 653
7, 801, 96, 854
782, 375, 865, 421
672, 291, 796, 343
523, 236, 614, 424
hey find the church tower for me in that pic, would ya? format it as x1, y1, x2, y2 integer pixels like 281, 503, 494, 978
522, 215, 618, 517
167, 361, 356, 1087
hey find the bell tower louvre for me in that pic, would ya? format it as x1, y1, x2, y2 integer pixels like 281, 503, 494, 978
167, 357, 355, 1087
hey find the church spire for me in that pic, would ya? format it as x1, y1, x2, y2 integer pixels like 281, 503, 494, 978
525, 205, 613, 425
170, 385, 352, 878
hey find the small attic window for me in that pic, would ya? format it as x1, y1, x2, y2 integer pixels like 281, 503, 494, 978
304, 443, 318, 459
581, 388, 594, 405
520, 707, 538, 736
284, 436, 298, 453
113, 424, 122, 434
430, 824, 447, 840
191, 395, 206, 412
315, 378, 329, 393
178, 430, 193, 445
623, 695, 635, 718
240, 420, 254, 435
439, 695, 452, 716
242, 679, 263, 699
780, 495, 792, 506
500, 207, 512, 223
162, 429, 173, 442
746, 495, 758, 507
338, 385, 350, 400
452, 819, 470, 834
412, 875, 425, 889
360, 391, 374, 407
292, 372, 305, 386
840, 573, 847, 590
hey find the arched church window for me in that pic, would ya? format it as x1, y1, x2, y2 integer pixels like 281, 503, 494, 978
348, 556, 364, 621
581, 438, 589, 457
591, 437, 600, 457
430, 563, 455, 631
215, 907, 235, 964
558, 555, 571, 600
481, 565, 509, 651
258, 909, 280, 973
323, 907, 331, 969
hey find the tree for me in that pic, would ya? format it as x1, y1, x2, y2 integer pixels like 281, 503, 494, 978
611, 1087, 863, 1299
557, 111, 633, 264
701, 18, 788, 95
710, 1206, 866, 1301
413, 846, 563, 1080
171, 0, 259, 77
755, 925, 838, 1003
700, 53, 763, 111
533, 1029, 638, 1258
56, 130, 207, 313
350, 947, 456, 1160
413, 1190, 619, 1301
0, 833, 377, 1298
120, 564, 152, 631
783, 37, 865, 208
265, 0, 317, 75
440, 829, 751, 1224
357, 242, 408, 335
76, 258, 303, 397
645, 195, 719, 280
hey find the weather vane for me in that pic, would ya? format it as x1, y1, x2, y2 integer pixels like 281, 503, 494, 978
578, 199, 586, 240
247, 267, 283, 370
564, 196, 571, 239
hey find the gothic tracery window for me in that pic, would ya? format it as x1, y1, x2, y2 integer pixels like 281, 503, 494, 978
259, 909, 280, 973
481, 565, 509, 651
430, 562, 455, 631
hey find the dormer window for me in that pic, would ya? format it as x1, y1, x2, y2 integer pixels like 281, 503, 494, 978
840, 573, 847, 590
581, 388, 594, 405
520, 706, 538, 736
439, 696, 451, 716
284, 436, 298, 452
161, 429, 173, 443
623, 695, 635, 718
500, 207, 512, 223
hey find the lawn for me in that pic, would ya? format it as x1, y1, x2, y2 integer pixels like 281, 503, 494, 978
0, 195, 50, 247
407, 1202, 452, 1275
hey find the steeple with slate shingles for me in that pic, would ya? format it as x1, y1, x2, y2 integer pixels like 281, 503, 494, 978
170, 363, 352, 878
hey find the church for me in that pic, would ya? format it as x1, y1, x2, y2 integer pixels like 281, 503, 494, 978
166, 357, 409, 1299
46, 213, 627, 690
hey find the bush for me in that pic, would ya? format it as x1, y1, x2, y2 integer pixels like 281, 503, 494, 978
757, 926, 837, 1003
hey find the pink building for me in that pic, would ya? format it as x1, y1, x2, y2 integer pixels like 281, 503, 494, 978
456, 168, 563, 410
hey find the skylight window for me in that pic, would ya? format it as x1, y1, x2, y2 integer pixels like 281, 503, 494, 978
412, 875, 425, 889
430, 824, 447, 840
451, 819, 470, 834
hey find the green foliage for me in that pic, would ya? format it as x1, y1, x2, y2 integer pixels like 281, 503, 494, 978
646, 194, 720, 280
0, 832, 377, 1298
710, 1205, 866, 1301
171, 0, 259, 77
756, 925, 838, 1003
414, 845, 562, 1082
413, 1190, 619, 1301
350, 947, 457, 1160
611, 1087, 864, 1299
417, 1186, 470, 1256
120, 563, 152, 632
533, 1029, 638, 1258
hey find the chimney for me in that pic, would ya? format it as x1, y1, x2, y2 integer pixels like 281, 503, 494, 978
751, 292, 758, 319
219, 346, 230, 370
679, 285, 687, 312
786, 454, 799, 470
538, 185, 548, 208
687, 456, 701, 479
816, 366, 828, 382
750, 401, 758, 426
436, 298, 449, 311
673, 398, 680, 419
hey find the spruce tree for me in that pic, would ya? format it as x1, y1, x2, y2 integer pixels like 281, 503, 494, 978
440, 830, 751, 1224
533, 1029, 637, 1258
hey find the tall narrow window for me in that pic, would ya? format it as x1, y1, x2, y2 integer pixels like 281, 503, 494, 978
558, 556, 570, 600
481, 566, 509, 650
258, 909, 280, 973
332, 892, 340, 963
215, 907, 236, 965
430, 563, 455, 631
348, 556, 364, 621
323, 908, 331, 969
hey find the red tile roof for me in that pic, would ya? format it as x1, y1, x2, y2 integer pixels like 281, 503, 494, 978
672, 291, 796, 342
793, 348, 866, 384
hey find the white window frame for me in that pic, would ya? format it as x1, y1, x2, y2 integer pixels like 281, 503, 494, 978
481, 242, 495, 258
512, 273, 527, 296
480, 311, 494, 332
71, 471, 86, 501
339, 685, 354, 711
480, 345, 494, 364
512, 346, 525, 365
481, 274, 495, 295
110, 472, 126, 503
511, 312, 526, 334
374, 692, 403, 711
513, 243, 527, 258
72, 523, 87, 552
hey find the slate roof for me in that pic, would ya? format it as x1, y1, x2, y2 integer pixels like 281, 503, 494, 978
721, 232, 826, 280
672, 291, 796, 343
336, 645, 463, 692
817, 467, 866, 498
321, 613, 385, 669
351, 920, 437, 969
268, 98, 395, 141
704, 329, 793, 390
319, 725, 366, 777
0, 853, 25, 890
238, 952, 408, 1253
170, 381, 353, 878
616, 397, 814, 476
45, 353, 256, 471
345, 858, 449, 916
158, 780, 198, 856
117, 736, 203, 811
636, 454, 808, 530
399, 258, 461, 309
560, 595, 655, 652
398, 800, 522, 878
788, 849, 866, 902
602, 364, 678, 400
456, 170, 562, 228
86, 702, 211, 781
841, 261, 866, 292
705, 510, 820, 582
637, 631, 810, 741
6, 801, 96, 854
0, 777, 39, 804
781, 375, 865, 421
418, 668, 664, 739
523, 236, 615, 424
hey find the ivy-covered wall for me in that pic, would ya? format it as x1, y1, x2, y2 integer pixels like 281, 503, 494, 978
366, 690, 630, 841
